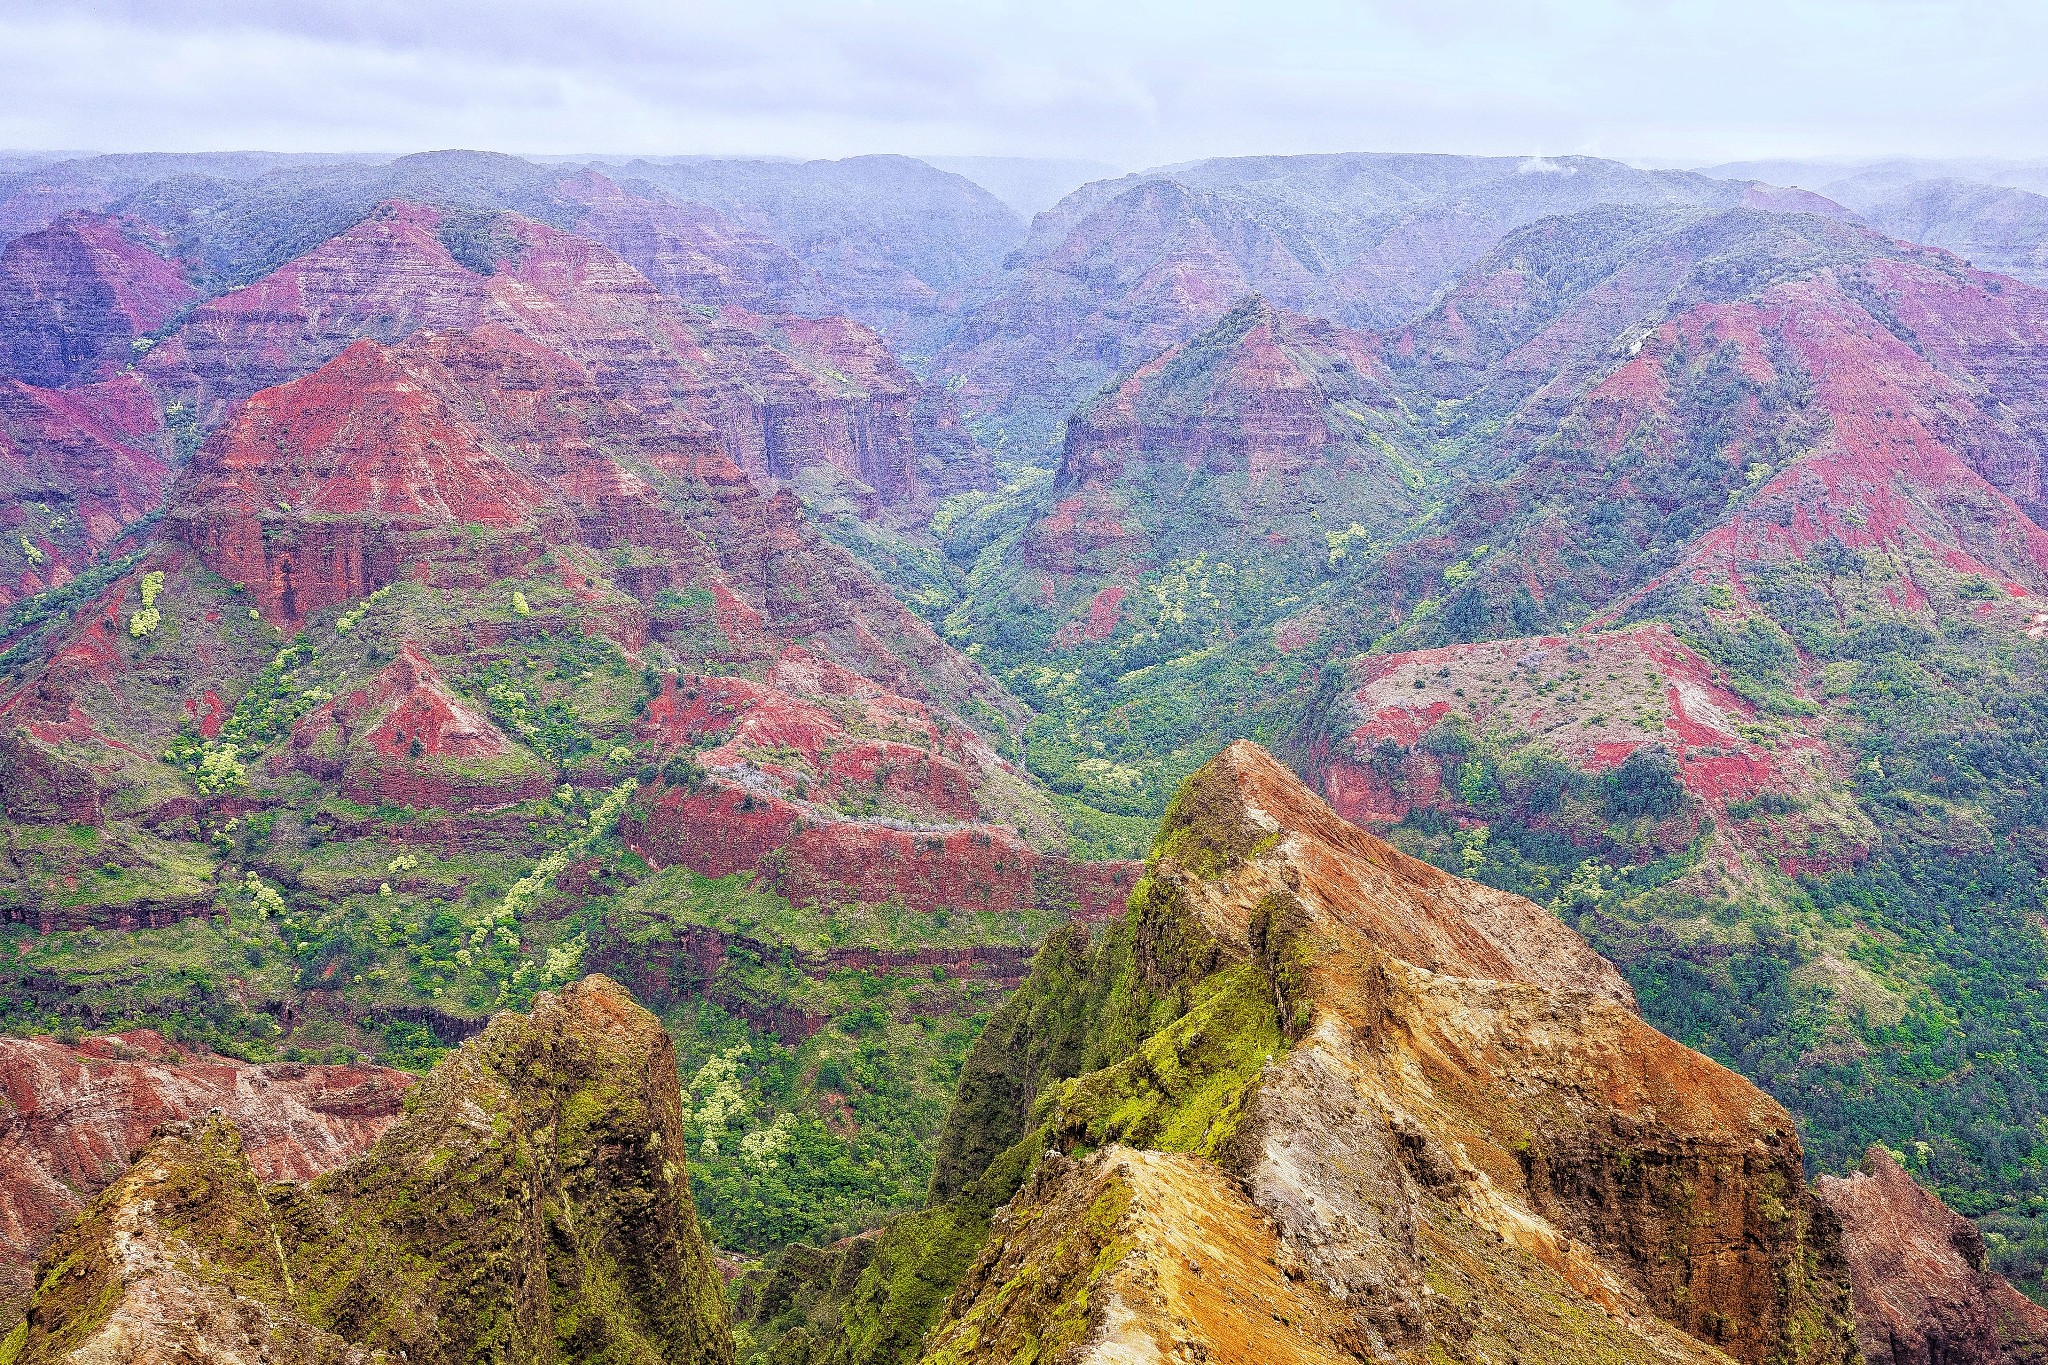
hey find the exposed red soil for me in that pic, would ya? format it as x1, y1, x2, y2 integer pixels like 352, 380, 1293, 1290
287, 645, 549, 811
0, 212, 196, 388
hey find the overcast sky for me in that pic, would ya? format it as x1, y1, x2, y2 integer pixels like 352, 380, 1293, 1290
4, 0, 2045, 168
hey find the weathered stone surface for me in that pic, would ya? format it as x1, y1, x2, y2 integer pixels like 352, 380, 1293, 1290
919, 742, 1859, 1365
925, 1146, 1361, 1365
1817, 1146, 2048, 1365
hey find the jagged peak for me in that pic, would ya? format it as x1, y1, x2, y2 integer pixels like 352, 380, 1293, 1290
1154, 741, 1636, 1007
2, 975, 733, 1365
1073, 291, 1386, 431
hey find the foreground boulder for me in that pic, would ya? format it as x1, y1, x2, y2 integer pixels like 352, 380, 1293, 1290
1817, 1147, 2048, 1365
1, 976, 733, 1365
856, 741, 1859, 1365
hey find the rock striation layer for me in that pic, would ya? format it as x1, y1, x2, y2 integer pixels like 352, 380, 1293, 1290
0, 212, 195, 388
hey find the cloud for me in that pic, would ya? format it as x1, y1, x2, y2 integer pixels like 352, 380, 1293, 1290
1, 0, 2045, 165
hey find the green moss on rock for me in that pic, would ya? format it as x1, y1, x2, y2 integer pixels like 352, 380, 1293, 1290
5, 976, 733, 1365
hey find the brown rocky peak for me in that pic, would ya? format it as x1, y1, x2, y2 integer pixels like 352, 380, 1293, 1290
1816, 1146, 2048, 1365
931, 742, 1858, 1365
927, 1145, 1364, 1365
3, 977, 733, 1365
0, 1031, 409, 1331
1158, 739, 1636, 1006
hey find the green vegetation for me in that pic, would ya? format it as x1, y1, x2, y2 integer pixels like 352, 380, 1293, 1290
731, 776, 1291, 1365
1355, 539, 2048, 1298
0, 551, 143, 676
126, 570, 165, 637
583, 861, 1049, 1252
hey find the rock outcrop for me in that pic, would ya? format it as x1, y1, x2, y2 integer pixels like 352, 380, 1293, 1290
1817, 1147, 2048, 1365
1, 977, 733, 1365
891, 742, 1859, 1365
0, 1030, 410, 1327
138, 198, 978, 513
925, 1145, 1363, 1365
285, 644, 551, 811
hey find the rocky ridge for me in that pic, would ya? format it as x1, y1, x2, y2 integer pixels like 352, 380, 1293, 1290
0, 1030, 410, 1328
0, 976, 732, 1365
938, 153, 1848, 453
760, 743, 1862, 1365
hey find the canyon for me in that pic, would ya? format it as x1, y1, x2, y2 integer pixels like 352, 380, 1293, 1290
5, 143, 2048, 1362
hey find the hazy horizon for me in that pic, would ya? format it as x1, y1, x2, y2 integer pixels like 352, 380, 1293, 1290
7, 1, 2048, 169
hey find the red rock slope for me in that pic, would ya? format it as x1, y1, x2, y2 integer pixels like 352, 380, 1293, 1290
0, 212, 196, 388
1317, 622, 1873, 876
139, 199, 981, 511
0, 376, 171, 604
1816, 1147, 2048, 1365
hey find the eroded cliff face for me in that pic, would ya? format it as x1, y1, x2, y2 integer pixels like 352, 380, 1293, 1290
0, 1031, 410, 1328
1, 976, 733, 1365
900, 742, 1858, 1365
1817, 1147, 2048, 1365
136, 198, 980, 514
0, 213, 196, 388
0, 376, 171, 604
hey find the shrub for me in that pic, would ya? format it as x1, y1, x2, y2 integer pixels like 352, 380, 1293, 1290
1601, 746, 1686, 820
128, 570, 165, 637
